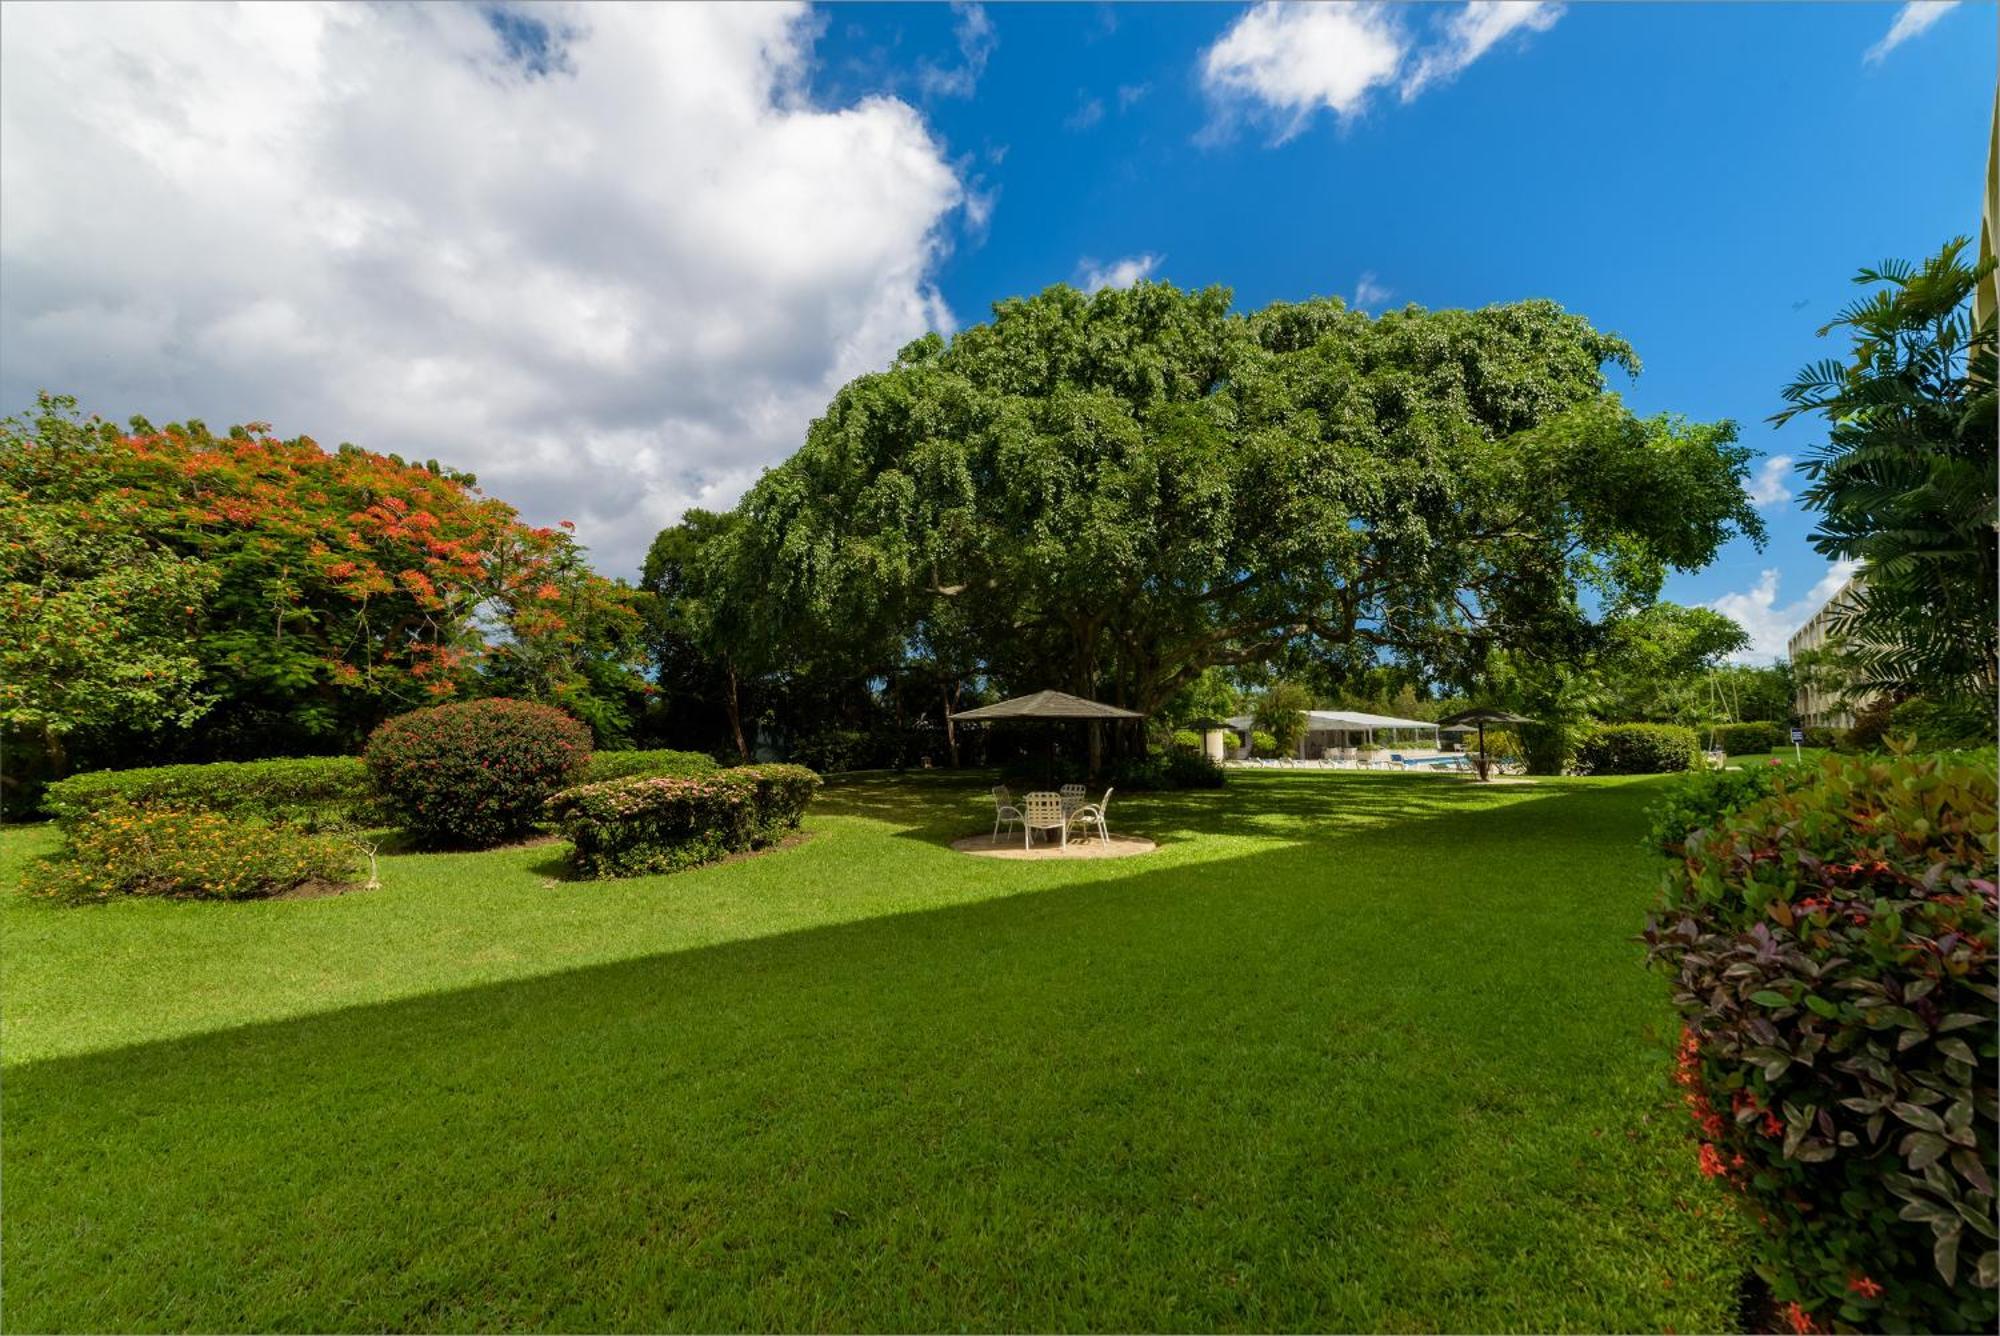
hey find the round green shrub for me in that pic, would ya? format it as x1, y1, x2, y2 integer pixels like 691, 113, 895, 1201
1643, 751, 1997, 1333
1169, 728, 1203, 754
1250, 730, 1279, 758
365, 698, 591, 848
1574, 723, 1700, 774
25, 807, 359, 903
1709, 721, 1785, 757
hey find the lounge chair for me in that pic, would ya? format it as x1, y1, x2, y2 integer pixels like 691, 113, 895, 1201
991, 786, 1024, 841
1065, 787, 1113, 845
1023, 791, 1067, 850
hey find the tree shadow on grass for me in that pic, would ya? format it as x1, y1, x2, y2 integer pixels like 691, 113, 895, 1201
0, 778, 1729, 1335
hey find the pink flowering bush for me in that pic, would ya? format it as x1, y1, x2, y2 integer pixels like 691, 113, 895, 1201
1643, 750, 1997, 1332
365, 698, 590, 848
544, 763, 820, 879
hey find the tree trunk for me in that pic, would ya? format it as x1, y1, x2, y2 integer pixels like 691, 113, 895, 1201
942, 682, 960, 768
724, 664, 750, 762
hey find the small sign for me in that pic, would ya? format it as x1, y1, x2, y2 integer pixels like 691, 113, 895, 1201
1790, 727, 1805, 744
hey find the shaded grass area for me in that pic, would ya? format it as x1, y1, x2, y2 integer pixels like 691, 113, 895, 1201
1, 772, 1740, 1331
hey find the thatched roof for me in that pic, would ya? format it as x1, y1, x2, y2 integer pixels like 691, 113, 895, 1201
948, 690, 1145, 722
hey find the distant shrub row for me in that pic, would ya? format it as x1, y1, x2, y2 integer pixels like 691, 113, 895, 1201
545, 764, 821, 879
1573, 723, 1701, 775
1643, 750, 1998, 1333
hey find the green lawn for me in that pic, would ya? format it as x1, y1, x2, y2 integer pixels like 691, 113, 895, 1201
1, 771, 1742, 1332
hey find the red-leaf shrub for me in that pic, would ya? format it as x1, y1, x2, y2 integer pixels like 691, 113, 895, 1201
544, 763, 820, 879
25, 807, 358, 903
1642, 751, 1998, 1332
365, 699, 590, 848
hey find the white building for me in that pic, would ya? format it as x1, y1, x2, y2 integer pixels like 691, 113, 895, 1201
1786, 574, 1869, 729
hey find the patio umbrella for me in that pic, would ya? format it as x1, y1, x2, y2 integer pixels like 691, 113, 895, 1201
1434, 707, 1538, 781
950, 690, 1145, 781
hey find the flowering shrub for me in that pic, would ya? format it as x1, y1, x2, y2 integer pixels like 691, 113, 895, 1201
1574, 722, 1700, 774
365, 699, 591, 848
42, 756, 376, 830
580, 749, 719, 784
544, 763, 820, 879
1642, 750, 1998, 1332
25, 807, 358, 903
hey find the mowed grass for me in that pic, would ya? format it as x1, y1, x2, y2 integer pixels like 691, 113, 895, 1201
1, 771, 1741, 1332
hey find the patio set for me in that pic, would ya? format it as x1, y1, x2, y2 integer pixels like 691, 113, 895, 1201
990, 784, 1113, 850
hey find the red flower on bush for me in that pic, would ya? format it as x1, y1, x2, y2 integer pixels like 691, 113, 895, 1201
1847, 1274, 1884, 1299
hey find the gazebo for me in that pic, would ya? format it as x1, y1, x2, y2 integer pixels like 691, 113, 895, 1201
949, 690, 1145, 778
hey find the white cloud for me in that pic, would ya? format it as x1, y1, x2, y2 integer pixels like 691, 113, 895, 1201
1747, 455, 1794, 508
1865, 1, 1959, 63
1199, 1, 1560, 142
1201, 3, 1405, 141
1710, 559, 1862, 662
1065, 94, 1106, 132
918, 2, 996, 98
1078, 254, 1163, 293
1402, 2, 1563, 101
0, 2, 971, 576
1353, 272, 1393, 308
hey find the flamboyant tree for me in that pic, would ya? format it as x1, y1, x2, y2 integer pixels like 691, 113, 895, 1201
687, 282, 1764, 719
1, 394, 647, 771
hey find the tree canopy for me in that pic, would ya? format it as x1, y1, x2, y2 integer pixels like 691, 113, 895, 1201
1774, 236, 1998, 702
681, 282, 1765, 720
1, 395, 650, 778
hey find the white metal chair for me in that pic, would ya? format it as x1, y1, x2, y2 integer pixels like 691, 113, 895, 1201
992, 785, 1024, 841
1059, 783, 1086, 816
1065, 787, 1113, 845
1022, 791, 1066, 850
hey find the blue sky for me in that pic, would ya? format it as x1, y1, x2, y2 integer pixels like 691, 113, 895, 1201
1, 2, 1990, 660
815, 0, 1995, 657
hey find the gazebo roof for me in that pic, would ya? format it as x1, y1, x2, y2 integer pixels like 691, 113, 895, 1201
949, 690, 1146, 722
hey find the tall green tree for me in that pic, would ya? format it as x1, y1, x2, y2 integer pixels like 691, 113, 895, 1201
705, 282, 1763, 723
1774, 236, 1998, 701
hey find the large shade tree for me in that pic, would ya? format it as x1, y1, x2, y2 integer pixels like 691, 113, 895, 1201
675, 282, 1764, 727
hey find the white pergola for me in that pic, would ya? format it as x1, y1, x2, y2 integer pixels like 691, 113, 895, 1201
1225, 709, 1444, 758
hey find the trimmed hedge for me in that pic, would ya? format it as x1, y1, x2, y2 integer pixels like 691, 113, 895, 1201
545, 763, 821, 880
42, 757, 375, 830
1574, 723, 1700, 775
25, 807, 359, 903
1103, 751, 1225, 791
581, 749, 719, 785
1642, 751, 1998, 1333
365, 699, 591, 849
1710, 721, 1785, 756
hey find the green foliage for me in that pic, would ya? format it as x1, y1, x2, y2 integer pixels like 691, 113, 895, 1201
1518, 721, 1583, 776
42, 756, 375, 830
693, 283, 1761, 735
1103, 750, 1226, 791
1574, 723, 1700, 775
1774, 237, 1998, 702
1643, 761, 1798, 858
24, 807, 358, 903
1253, 681, 1312, 757
1592, 604, 1753, 724
365, 699, 591, 849
1799, 726, 1839, 750
1162, 668, 1237, 730
1642, 751, 1998, 1332
544, 764, 821, 879
580, 749, 720, 785
0, 393, 649, 774
789, 728, 871, 775
1888, 695, 1994, 749
1250, 730, 1279, 758
1169, 729, 1203, 753
1709, 722, 1785, 756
